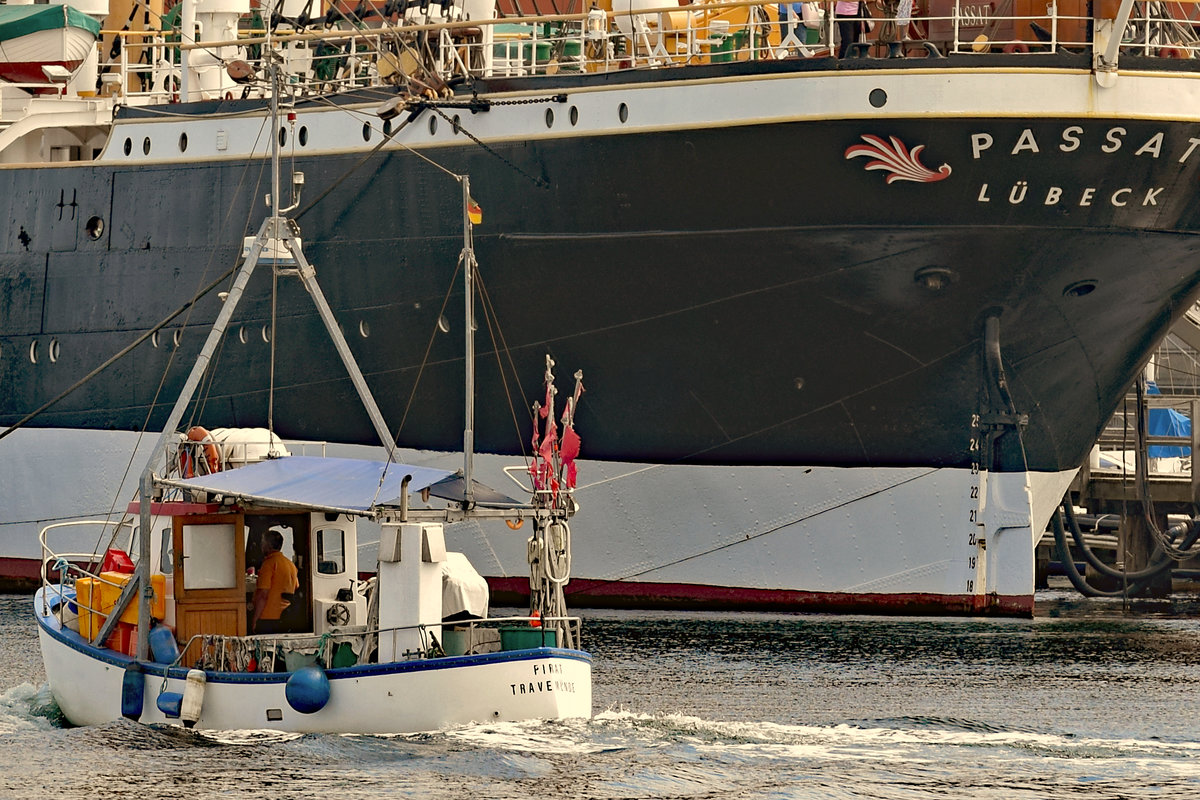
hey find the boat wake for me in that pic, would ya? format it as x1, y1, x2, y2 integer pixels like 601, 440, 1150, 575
0, 683, 63, 734
2, 694, 1199, 798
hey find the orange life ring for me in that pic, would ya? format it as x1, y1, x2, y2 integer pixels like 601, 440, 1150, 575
529, 609, 542, 628
186, 426, 220, 474
506, 518, 524, 530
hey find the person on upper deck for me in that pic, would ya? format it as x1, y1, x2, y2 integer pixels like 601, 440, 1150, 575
251, 530, 299, 635
836, 0, 868, 58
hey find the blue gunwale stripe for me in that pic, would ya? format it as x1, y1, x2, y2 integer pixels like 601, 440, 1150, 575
34, 591, 591, 685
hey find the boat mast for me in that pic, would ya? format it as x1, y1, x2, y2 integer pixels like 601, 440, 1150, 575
125, 43, 399, 659
462, 176, 475, 506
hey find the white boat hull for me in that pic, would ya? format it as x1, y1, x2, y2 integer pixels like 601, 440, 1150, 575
5, 430, 1072, 614
0, 27, 95, 84
474, 462, 1076, 615
37, 596, 591, 733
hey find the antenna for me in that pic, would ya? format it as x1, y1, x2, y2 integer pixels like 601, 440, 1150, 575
461, 175, 475, 506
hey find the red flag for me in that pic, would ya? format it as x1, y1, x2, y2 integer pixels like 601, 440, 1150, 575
560, 425, 581, 488
560, 424, 580, 462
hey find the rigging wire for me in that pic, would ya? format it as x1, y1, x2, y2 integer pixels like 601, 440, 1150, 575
0, 266, 234, 444
561, 469, 941, 592
474, 269, 535, 462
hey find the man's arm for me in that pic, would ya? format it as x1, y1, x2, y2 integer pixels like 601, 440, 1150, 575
252, 558, 275, 630
251, 588, 268, 630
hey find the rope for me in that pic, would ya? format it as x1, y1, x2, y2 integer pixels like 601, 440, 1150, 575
475, 269, 535, 464
428, 103, 550, 189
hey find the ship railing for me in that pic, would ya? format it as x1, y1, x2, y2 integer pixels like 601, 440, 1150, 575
171, 614, 582, 672
168, 434, 324, 480
390, 1, 1195, 73
95, 27, 409, 106
88, 0, 1200, 106
37, 519, 136, 627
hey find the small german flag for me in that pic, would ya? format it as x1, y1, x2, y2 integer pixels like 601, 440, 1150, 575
467, 197, 483, 225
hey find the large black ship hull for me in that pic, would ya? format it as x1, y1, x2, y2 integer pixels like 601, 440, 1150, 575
4, 56, 1200, 479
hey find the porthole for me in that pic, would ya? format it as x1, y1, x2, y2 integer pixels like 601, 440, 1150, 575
299, 126, 308, 146
545, 108, 554, 128
278, 126, 287, 147
123, 138, 132, 156
383, 119, 392, 137
238, 326, 247, 344
173, 328, 182, 347
142, 137, 151, 155
362, 122, 372, 142
618, 103, 629, 123
152, 330, 159, 348
262, 325, 271, 343
452, 114, 461, 134
49, 339, 59, 363
359, 320, 370, 338
1064, 279, 1098, 298
569, 105, 579, 126
428, 116, 438, 135
85, 216, 104, 240
437, 314, 450, 333
869, 88, 887, 108
179, 132, 188, 153
29, 340, 38, 364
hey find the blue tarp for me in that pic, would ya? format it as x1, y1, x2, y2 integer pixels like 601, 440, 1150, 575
1148, 408, 1191, 458
1145, 381, 1191, 458
159, 455, 516, 515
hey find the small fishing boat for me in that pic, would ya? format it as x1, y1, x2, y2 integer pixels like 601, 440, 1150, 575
33, 45, 591, 732
35, 441, 591, 732
0, 5, 100, 85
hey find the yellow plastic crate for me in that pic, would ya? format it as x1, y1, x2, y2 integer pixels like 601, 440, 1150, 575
76, 572, 166, 641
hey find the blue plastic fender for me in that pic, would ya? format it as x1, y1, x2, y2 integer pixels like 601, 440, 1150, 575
156, 691, 184, 718
120, 663, 144, 720
285, 665, 330, 714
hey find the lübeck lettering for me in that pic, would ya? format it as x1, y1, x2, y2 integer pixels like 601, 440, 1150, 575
975, 183, 1164, 207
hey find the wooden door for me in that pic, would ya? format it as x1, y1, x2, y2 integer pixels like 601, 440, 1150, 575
173, 514, 247, 665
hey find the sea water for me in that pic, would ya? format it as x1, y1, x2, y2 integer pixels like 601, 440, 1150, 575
1, 592, 1199, 799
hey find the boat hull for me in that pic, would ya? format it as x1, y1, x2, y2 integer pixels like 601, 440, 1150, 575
36, 591, 592, 733
3, 60, 1200, 475
0, 28, 93, 84
9, 430, 1071, 615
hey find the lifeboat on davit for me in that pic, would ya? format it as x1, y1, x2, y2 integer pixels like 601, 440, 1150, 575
0, 4, 100, 86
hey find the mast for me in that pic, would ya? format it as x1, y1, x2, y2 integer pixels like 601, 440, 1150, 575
462, 175, 475, 506
124, 40, 397, 658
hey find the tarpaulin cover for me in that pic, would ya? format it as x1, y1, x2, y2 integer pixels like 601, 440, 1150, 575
1148, 408, 1191, 458
160, 455, 459, 515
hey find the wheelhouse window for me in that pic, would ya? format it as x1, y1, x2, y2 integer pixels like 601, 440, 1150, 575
316, 528, 345, 575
